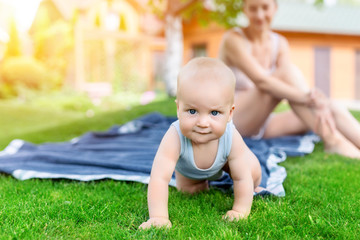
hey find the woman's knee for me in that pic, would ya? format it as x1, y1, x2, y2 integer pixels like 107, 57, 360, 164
328, 99, 344, 115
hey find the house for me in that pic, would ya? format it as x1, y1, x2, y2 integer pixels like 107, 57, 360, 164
182, 1, 360, 102
30, 0, 166, 98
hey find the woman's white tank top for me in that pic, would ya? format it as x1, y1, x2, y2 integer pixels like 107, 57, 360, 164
231, 27, 280, 91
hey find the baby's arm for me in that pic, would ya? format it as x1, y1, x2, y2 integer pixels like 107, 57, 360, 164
224, 128, 260, 221
139, 126, 180, 229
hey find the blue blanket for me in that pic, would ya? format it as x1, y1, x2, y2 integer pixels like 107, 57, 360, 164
0, 113, 319, 196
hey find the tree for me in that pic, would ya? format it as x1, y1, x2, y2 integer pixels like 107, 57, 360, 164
4, 17, 21, 59
32, 7, 51, 60
148, 0, 200, 96
150, 0, 243, 96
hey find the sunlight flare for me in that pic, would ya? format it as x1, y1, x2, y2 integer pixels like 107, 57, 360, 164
0, 0, 42, 32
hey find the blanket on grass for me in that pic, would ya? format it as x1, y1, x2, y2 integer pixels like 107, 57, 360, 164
0, 112, 319, 196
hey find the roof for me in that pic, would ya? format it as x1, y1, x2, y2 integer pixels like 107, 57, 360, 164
272, 1, 360, 36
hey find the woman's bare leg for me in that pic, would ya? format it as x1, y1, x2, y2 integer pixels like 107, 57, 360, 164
233, 64, 360, 158
233, 88, 280, 137
263, 110, 308, 138
330, 101, 360, 148
234, 85, 311, 139
274, 64, 360, 158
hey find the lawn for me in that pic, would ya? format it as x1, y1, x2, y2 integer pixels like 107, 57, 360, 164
0, 97, 359, 239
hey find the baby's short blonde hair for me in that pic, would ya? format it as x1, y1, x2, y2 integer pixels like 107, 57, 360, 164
177, 57, 236, 102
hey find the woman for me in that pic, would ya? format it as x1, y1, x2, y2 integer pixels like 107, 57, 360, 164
218, 0, 360, 158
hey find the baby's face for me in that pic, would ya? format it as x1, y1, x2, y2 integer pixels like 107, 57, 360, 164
176, 78, 234, 145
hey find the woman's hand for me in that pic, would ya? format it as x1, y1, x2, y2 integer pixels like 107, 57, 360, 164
139, 217, 172, 230
308, 88, 329, 109
314, 106, 336, 136
308, 88, 336, 134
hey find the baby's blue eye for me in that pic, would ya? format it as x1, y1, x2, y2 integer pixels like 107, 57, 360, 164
188, 109, 196, 114
211, 111, 219, 116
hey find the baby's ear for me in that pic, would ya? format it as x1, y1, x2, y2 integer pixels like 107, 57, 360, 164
228, 104, 235, 122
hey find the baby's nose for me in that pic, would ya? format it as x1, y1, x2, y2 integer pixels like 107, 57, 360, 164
196, 115, 210, 127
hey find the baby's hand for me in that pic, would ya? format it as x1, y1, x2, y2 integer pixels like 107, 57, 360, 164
138, 217, 172, 230
222, 210, 247, 222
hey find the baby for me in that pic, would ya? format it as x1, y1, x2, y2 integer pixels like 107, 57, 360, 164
139, 57, 262, 229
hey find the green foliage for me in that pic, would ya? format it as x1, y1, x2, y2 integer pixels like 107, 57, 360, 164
32, 6, 52, 60
4, 17, 21, 59
183, 0, 243, 28
0, 57, 47, 89
32, 19, 73, 84
0, 57, 60, 99
148, 0, 243, 27
148, 0, 333, 28
31, 5, 73, 91
207, 0, 244, 28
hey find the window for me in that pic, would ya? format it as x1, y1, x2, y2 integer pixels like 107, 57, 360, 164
314, 47, 331, 97
192, 44, 207, 58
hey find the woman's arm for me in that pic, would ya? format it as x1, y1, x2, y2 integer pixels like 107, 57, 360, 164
276, 37, 336, 132
220, 30, 312, 105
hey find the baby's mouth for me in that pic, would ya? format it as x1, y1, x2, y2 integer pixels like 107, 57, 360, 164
195, 130, 210, 134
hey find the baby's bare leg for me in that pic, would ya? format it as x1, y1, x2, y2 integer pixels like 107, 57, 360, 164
175, 171, 209, 194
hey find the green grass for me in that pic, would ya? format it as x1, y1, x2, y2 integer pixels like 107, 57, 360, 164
0, 97, 359, 239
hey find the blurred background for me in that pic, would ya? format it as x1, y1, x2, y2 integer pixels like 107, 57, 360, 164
0, 0, 360, 109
